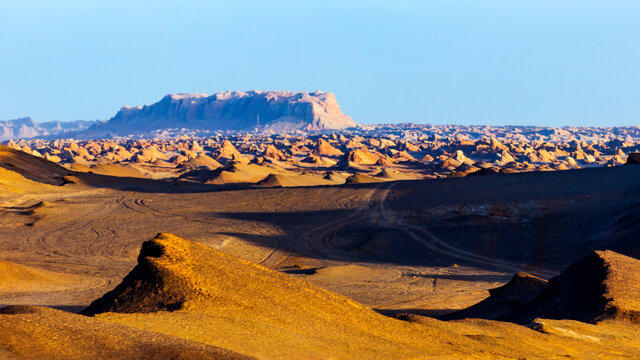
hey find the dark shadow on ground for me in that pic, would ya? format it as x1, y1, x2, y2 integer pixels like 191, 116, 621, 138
59, 165, 640, 273
376, 308, 459, 318
69, 172, 389, 194
402, 273, 510, 283
212, 196, 640, 275
0, 304, 86, 314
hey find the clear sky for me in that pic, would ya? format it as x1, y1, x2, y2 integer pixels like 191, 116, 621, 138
1, 0, 639, 126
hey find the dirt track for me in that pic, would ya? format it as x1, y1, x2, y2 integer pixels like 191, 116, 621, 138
2, 164, 640, 314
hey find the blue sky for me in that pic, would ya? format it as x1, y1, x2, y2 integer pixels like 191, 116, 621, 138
1, 0, 639, 126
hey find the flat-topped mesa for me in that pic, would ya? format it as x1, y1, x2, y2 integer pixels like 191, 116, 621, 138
99, 90, 356, 136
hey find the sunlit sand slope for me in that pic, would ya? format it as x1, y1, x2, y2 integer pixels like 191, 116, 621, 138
83, 233, 640, 359
0, 305, 252, 360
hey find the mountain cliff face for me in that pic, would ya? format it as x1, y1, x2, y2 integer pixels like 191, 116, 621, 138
1, 91, 356, 141
91, 91, 356, 137
0, 118, 39, 140
0, 117, 96, 141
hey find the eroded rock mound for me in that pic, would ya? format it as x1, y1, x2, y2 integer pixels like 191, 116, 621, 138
313, 138, 343, 157
262, 144, 285, 161
346, 148, 380, 165
82, 232, 372, 317
502, 250, 640, 324
82, 234, 208, 315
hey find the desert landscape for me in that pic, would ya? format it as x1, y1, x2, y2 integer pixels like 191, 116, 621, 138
4, 2, 640, 358
3, 115, 640, 358
5, 118, 640, 187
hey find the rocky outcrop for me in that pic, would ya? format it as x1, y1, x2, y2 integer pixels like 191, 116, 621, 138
346, 148, 380, 165
626, 152, 640, 164
501, 250, 640, 324
313, 138, 343, 156
73, 91, 356, 138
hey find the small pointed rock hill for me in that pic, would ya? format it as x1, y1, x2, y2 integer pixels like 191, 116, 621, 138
81, 233, 385, 316
80, 233, 460, 359
74, 91, 357, 138
442, 251, 640, 324
500, 250, 640, 324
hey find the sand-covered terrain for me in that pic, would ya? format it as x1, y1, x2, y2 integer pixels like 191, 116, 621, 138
2, 142, 640, 358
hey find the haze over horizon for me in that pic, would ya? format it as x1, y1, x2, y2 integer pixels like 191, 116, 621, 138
2, 0, 640, 127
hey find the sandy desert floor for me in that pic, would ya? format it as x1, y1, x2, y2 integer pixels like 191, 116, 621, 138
2, 163, 638, 308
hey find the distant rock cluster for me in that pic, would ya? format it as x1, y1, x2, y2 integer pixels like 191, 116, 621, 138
4, 123, 640, 187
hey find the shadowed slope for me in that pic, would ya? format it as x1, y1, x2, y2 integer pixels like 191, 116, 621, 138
191, 163, 291, 185
0, 145, 71, 186
502, 250, 640, 324
442, 272, 547, 320
0, 305, 252, 360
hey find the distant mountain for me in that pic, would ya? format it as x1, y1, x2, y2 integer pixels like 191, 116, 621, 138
0, 117, 97, 141
72, 91, 357, 138
1, 91, 356, 141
